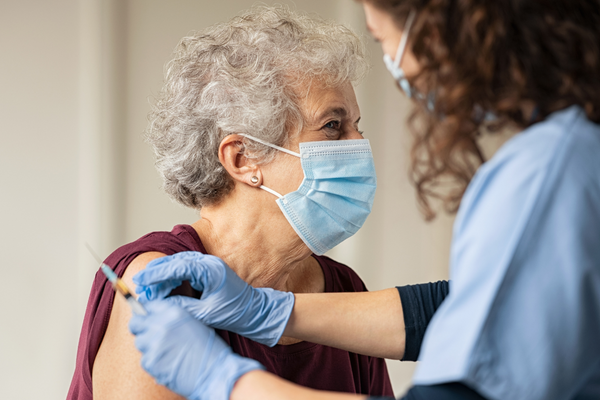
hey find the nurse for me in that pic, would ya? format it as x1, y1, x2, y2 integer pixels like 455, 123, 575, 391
129, 1, 600, 399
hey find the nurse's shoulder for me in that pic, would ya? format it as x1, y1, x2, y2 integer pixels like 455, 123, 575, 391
553, 106, 600, 183
487, 105, 600, 183
462, 105, 600, 215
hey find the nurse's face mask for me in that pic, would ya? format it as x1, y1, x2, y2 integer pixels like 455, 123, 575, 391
383, 10, 429, 103
240, 134, 377, 255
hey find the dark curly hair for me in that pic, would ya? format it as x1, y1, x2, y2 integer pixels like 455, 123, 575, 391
362, 0, 600, 219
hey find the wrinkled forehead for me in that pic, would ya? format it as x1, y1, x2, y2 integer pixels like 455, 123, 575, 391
290, 78, 360, 125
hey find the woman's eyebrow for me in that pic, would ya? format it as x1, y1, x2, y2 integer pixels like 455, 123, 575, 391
315, 107, 347, 122
315, 107, 363, 126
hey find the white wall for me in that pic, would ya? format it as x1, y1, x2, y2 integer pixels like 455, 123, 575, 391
0, 1, 451, 399
0, 1, 80, 398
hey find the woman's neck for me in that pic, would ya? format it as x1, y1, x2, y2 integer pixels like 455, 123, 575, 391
191, 194, 321, 292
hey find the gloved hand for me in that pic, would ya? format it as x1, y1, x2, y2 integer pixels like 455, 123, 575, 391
129, 300, 263, 400
133, 251, 295, 347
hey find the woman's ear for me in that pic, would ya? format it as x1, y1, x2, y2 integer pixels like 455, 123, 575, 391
218, 135, 263, 187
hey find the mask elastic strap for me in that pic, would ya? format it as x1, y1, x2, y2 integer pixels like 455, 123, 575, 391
259, 185, 283, 199
393, 10, 417, 68
236, 134, 290, 199
238, 134, 301, 158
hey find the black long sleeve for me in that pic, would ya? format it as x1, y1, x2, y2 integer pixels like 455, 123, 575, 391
369, 282, 488, 400
396, 281, 449, 361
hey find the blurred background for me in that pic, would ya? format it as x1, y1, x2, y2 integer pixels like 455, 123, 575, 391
0, 0, 453, 398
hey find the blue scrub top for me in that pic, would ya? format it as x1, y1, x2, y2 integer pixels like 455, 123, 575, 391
413, 106, 600, 400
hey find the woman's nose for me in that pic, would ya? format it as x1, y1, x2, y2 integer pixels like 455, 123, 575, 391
345, 128, 364, 140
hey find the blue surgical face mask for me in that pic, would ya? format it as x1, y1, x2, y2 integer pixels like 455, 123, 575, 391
383, 10, 437, 112
240, 134, 377, 255
383, 10, 419, 99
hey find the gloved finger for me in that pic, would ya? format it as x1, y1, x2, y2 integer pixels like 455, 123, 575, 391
128, 313, 149, 335
136, 279, 184, 302
142, 298, 179, 314
166, 251, 206, 261
140, 251, 205, 276
133, 257, 207, 291
161, 295, 204, 316
134, 271, 197, 301
137, 331, 173, 384
132, 300, 185, 339
129, 300, 172, 334
134, 330, 152, 353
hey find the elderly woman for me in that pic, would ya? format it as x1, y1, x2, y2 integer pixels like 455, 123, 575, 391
67, 6, 393, 400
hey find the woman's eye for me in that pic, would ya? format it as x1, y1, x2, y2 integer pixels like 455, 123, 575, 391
324, 120, 341, 130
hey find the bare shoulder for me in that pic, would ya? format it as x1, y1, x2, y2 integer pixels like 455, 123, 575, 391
121, 251, 166, 290
92, 251, 185, 400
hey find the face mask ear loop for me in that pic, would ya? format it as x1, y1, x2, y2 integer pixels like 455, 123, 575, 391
393, 10, 417, 68
238, 134, 301, 158
236, 134, 295, 200
259, 185, 284, 199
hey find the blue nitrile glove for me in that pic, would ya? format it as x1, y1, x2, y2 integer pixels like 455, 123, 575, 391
133, 251, 295, 347
129, 300, 263, 400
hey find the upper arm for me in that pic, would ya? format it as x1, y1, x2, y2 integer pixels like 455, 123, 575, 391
398, 281, 450, 362
92, 251, 186, 400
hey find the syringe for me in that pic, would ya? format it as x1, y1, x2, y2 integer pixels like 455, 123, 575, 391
100, 264, 148, 316
85, 242, 147, 316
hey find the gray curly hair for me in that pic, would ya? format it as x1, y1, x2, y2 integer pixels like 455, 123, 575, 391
146, 5, 369, 209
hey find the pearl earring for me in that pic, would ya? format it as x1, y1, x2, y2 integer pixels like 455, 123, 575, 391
251, 176, 259, 184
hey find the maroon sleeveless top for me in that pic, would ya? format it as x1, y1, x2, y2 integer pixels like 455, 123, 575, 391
67, 225, 393, 399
